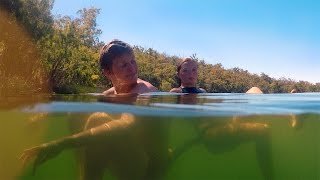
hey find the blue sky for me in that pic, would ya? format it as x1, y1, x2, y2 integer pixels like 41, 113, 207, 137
52, 0, 320, 83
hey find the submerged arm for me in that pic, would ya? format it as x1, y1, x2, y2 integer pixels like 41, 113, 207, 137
63, 113, 136, 147
20, 113, 136, 174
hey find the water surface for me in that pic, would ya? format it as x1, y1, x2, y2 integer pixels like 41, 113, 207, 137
1, 93, 319, 179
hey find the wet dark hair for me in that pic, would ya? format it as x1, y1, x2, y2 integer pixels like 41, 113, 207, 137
99, 39, 133, 71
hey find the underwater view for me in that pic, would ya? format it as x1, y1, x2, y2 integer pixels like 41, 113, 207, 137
2, 0, 320, 179
1, 93, 320, 180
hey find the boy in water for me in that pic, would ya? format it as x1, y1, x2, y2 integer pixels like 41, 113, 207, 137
20, 40, 171, 180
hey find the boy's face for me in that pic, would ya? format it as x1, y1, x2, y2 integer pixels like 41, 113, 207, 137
105, 52, 138, 85
178, 60, 198, 86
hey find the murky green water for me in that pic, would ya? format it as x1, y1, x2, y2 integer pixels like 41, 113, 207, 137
1, 93, 320, 179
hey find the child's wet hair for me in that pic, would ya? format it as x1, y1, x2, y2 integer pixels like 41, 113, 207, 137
99, 39, 133, 71
177, 57, 195, 73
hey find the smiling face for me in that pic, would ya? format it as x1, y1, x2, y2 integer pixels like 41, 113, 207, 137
178, 59, 198, 87
104, 52, 138, 86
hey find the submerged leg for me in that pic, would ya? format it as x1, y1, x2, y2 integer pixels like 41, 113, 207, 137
80, 144, 108, 180
79, 112, 142, 180
171, 136, 201, 161
79, 112, 113, 180
144, 120, 171, 179
232, 119, 274, 179
255, 129, 274, 180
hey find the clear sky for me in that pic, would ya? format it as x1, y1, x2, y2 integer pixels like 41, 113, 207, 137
52, 0, 320, 84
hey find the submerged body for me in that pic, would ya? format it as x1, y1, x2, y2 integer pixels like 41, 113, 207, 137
9, 92, 320, 179
80, 112, 170, 179
20, 40, 165, 179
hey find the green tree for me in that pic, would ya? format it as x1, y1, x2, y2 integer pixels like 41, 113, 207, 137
0, 6, 49, 97
38, 7, 104, 93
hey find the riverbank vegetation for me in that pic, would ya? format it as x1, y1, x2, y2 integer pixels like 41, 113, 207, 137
1, 0, 319, 96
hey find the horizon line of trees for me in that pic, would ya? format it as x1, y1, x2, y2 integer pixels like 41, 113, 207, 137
1, 0, 320, 96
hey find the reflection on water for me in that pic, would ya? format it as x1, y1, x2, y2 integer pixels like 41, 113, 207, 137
0, 93, 320, 179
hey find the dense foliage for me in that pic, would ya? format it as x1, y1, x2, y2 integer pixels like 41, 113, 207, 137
1, 0, 319, 96
0, 0, 52, 96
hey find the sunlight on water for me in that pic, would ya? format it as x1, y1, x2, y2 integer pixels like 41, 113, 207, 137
20, 93, 320, 116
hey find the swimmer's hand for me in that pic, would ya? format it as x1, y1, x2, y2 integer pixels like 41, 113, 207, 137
20, 141, 63, 175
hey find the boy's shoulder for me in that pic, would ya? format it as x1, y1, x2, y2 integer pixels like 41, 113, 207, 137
169, 87, 182, 93
103, 87, 116, 95
137, 79, 158, 92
